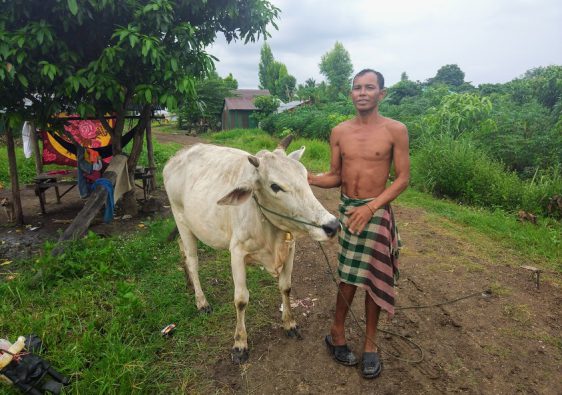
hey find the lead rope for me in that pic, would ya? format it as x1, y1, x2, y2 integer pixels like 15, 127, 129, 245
253, 196, 324, 229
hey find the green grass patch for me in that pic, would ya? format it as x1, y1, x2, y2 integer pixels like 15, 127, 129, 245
0, 141, 68, 187
206, 129, 330, 172
397, 189, 561, 272
151, 121, 180, 134
0, 219, 278, 393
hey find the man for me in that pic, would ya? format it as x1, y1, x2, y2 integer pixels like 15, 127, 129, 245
308, 69, 410, 379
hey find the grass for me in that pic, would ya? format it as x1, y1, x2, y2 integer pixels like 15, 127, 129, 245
0, 219, 279, 393
396, 189, 561, 272
0, 140, 67, 188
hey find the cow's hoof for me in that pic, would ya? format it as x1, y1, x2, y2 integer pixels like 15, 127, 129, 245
285, 326, 303, 340
231, 347, 249, 364
198, 305, 212, 314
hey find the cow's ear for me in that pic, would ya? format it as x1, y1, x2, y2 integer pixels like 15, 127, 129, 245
217, 187, 253, 206
248, 155, 259, 168
288, 146, 305, 161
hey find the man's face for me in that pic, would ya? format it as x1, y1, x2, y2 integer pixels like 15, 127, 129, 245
351, 72, 385, 112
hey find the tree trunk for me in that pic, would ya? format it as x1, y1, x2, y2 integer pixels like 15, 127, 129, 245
29, 122, 43, 176
121, 105, 151, 215
146, 119, 156, 190
6, 126, 24, 225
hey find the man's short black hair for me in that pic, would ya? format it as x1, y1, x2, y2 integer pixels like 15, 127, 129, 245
353, 69, 385, 89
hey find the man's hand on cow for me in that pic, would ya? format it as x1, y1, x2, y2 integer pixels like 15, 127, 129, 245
307, 172, 315, 185
345, 205, 373, 235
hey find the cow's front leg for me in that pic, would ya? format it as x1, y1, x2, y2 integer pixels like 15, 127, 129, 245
279, 242, 301, 339
231, 251, 249, 364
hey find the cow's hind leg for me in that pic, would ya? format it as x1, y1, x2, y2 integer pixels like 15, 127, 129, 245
279, 243, 301, 339
231, 251, 249, 364
177, 227, 211, 313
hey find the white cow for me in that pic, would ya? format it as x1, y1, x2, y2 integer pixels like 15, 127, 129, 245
163, 139, 339, 363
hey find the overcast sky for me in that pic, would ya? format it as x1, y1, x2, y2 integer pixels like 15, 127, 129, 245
207, 0, 562, 89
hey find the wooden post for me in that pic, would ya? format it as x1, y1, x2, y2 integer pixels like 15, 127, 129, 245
146, 119, 156, 190
29, 122, 43, 176
51, 155, 127, 256
6, 126, 24, 225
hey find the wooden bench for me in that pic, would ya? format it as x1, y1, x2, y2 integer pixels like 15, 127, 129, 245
33, 170, 77, 214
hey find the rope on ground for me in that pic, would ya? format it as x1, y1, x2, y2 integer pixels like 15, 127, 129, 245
316, 241, 491, 365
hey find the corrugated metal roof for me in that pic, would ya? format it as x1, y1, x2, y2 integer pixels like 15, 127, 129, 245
277, 100, 309, 113
224, 89, 270, 111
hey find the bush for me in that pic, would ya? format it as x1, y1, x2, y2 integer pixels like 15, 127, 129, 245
411, 135, 562, 217
261, 102, 354, 140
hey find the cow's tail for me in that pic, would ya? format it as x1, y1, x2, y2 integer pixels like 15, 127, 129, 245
167, 225, 179, 242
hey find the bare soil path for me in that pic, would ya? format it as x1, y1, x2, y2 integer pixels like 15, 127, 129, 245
2, 130, 561, 394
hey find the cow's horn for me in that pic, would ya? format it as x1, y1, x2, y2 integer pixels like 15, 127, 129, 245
277, 135, 294, 150
248, 155, 259, 168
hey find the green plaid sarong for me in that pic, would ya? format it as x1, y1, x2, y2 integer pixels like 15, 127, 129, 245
338, 194, 401, 316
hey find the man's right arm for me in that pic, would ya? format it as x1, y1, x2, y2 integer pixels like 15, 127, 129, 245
308, 127, 342, 189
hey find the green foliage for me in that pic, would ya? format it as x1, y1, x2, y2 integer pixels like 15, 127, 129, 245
252, 95, 281, 124
410, 135, 562, 216
176, 71, 238, 132
261, 101, 354, 140
386, 78, 423, 105
420, 93, 495, 139
0, 0, 280, 132
428, 64, 466, 87
258, 43, 296, 101
319, 42, 353, 99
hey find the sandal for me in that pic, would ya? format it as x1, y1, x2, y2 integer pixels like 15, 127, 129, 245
361, 352, 383, 379
325, 335, 358, 366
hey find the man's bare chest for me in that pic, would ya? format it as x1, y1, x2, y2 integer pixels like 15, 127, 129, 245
340, 136, 393, 162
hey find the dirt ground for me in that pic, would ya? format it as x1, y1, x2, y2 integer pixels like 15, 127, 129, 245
1, 132, 561, 394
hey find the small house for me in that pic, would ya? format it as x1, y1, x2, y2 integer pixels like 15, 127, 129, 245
221, 89, 270, 130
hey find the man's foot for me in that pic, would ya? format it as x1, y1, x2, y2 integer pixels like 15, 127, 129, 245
361, 352, 382, 379
325, 335, 358, 366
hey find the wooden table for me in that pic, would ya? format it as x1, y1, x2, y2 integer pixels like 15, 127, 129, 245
33, 170, 77, 214
134, 166, 156, 200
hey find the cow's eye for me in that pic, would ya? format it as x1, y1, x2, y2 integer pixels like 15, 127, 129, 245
270, 183, 284, 193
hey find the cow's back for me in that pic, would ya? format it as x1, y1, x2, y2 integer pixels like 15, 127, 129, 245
163, 144, 255, 248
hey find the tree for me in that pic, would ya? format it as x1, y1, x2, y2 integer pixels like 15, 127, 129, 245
319, 41, 353, 99
178, 71, 238, 131
258, 42, 275, 91
1, 0, 279, 137
1, 0, 279, 218
428, 64, 465, 87
252, 95, 280, 124
296, 78, 317, 101
386, 73, 422, 105
258, 42, 296, 100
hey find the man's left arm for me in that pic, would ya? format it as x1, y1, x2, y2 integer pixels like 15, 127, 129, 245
370, 122, 410, 208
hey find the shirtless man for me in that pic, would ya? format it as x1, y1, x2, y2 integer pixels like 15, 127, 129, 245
308, 69, 410, 378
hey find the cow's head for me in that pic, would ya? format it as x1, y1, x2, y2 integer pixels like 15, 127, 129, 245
217, 139, 339, 241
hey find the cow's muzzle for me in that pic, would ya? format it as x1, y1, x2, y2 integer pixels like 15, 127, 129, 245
322, 219, 340, 238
